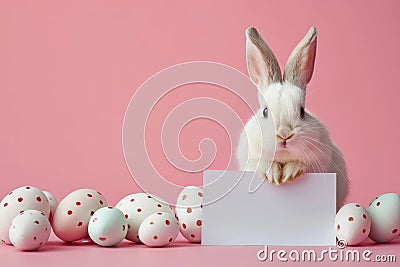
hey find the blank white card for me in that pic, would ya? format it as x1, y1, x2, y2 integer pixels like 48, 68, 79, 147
202, 170, 336, 246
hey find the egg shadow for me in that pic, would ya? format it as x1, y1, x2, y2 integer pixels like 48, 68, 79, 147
351, 237, 400, 248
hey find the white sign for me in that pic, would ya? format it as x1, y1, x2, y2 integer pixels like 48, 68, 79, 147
202, 170, 336, 246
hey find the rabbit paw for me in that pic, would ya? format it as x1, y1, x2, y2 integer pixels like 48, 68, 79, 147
281, 161, 306, 183
264, 161, 283, 185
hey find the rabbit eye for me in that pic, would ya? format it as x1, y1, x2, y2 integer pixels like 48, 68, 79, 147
263, 107, 268, 118
300, 107, 305, 119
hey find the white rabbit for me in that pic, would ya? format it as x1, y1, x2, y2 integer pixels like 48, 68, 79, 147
237, 26, 348, 207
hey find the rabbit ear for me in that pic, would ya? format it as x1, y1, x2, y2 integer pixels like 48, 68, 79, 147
246, 27, 282, 87
283, 27, 318, 90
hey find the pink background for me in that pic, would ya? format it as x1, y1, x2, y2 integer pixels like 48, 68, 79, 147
1, 0, 399, 266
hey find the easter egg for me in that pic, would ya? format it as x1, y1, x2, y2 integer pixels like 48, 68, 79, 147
88, 207, 128, 247
368, 193, 400, 243
9, 210, 51, 251
116, 193, 174, 243
42, 191, 58, 223
334, 203, 371, 246
52, 189, 107, 242
0, 186, 50, 244
138, 212, 179, 247
175, 186, 203, 243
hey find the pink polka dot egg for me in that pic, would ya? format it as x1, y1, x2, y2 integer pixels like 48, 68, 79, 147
9, 210, 51, 251
334, 203, 371, 246
368, 193, 400, 243
138, 212, 179, 247
0, 186, 50, 244
175, 186, 203, 243
52, 189, 107, 242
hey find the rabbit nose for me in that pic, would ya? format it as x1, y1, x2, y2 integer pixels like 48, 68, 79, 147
276, 125, 293, 140
276, 133, 294, 140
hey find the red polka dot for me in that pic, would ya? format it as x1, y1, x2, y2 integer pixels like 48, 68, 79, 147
137, 208, 142, 212
18, 197, 23, 202
182, 223, 187, 229
122, 225, 126, 231
191, 234, 195, 238
157, 204, 162, 208
157, 212, 162, 215
99, 237, 106, 241
125, 214, 128, 219
187, 208, 192, 213
34, 220, 39, 224
8, 192, 12, 195
169, 238, 173, 242
108, 206, 113, 209
200, 204, 203, 209
165, 220, 170, 225
147, 195, 152, 198
392, 229, 398, 234
182, 195, 187, 200
1, 239, 4, 243
376, 202, 381, 206
153, 235, 158, 240
93, 217, 98, 223
198, 192, 203, 197
128, 224, 131, 229
76, 201, 81, 206
90, 211, 94, 216
355, 204, 360, 207
130, 198, 135, 202
363, 229, 366, 234
196, 220, 202, 226
45, 227, 48, 231
33, 236, 37, 241
362, 214, 367, 219
19, 210, 24, 214
97, 191, 102, 195
67, 210, 73, 215
348, 217, 354, 222
150, 221, 154, 225
25, 187, 30, 189
337, 224, 340, 230
99, 200, 103, 205
40, 212, 45, 216
87, 193, 93, 198
77, 222, 83, 227
36, 197, 41, 202
39, 242, 43, 246
3, 203, 8, 207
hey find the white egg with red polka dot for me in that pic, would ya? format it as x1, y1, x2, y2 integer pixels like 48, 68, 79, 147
335, 203, 371, 246
52, 189, 107, 242
88, 206, 128, 247
9, 209, 51, 251
116, 193, 174, 243
175, 186, 203, 243
138, 212, 179, 247
368, 193, 400, 243
0, 186, 50, 244
43, 191, 58, 224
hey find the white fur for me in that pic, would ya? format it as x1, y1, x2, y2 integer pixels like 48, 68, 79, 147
237, 27, 349, 208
